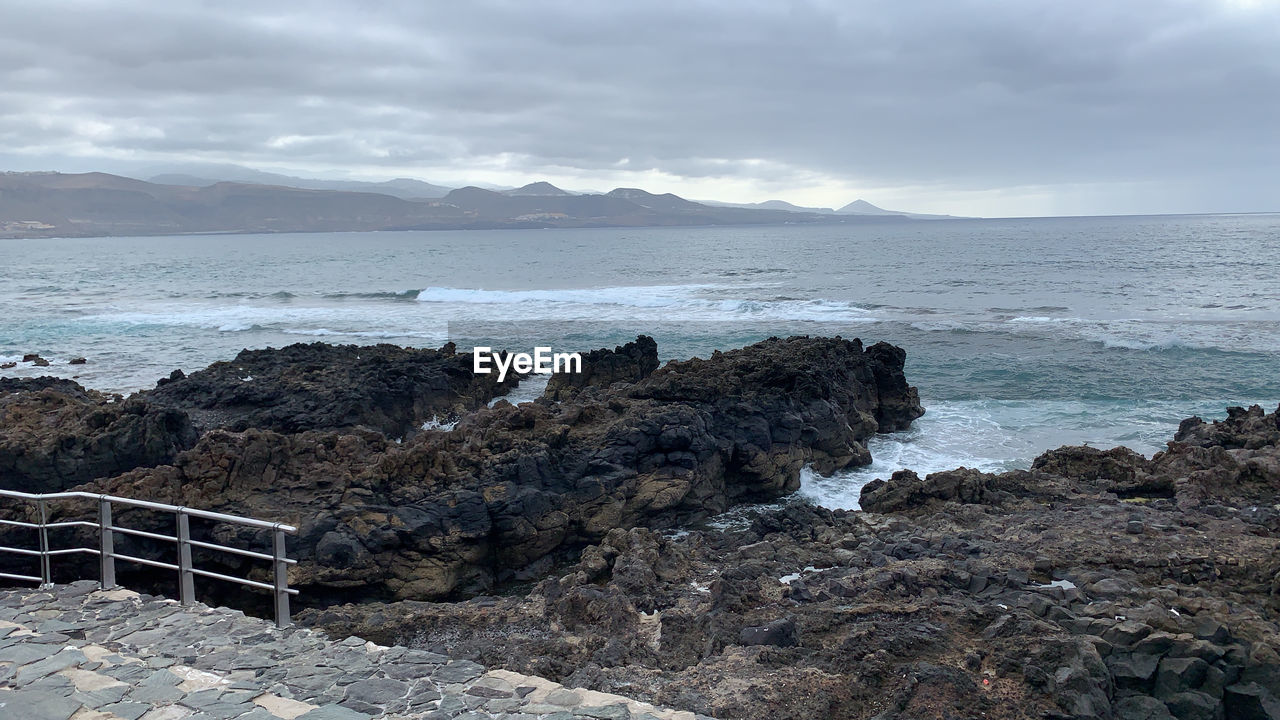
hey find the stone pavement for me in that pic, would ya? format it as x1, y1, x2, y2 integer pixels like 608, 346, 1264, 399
0, 582, 711, 720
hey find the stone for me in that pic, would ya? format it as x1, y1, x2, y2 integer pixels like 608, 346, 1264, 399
1104, 621, 1154, 647
1163, 690, 1221, 720
0, 688, 82, 720
342, 677, 408, 706
738, 617, 799, 647
432, 661, 485, 684
1225, 682, 1280, 720
1115, 696, 1176, 720
296, 705, 373, 720
1155, 656, 1210, 699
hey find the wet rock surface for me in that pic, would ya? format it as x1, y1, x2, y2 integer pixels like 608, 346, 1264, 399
300, 405, 1280, 719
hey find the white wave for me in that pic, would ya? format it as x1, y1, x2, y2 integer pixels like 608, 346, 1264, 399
281, 328, 448, 340
416, 284, 710, 308
421, 416, 458, 432
797, 398, 1201, 511
75, 284, 879, 333
489, 373, 551, 407
912, 314, 1280, 354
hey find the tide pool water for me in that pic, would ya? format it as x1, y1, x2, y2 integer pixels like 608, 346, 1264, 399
3, 214, 1278, 508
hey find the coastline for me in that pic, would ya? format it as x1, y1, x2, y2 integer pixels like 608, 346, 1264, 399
2, 338, 1278, 718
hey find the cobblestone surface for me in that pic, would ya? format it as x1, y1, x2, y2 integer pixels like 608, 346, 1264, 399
0, 582, 711, 720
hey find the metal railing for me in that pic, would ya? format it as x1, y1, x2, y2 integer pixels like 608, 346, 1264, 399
0, 490, 298, 627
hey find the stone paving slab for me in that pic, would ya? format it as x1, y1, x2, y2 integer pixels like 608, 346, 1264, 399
0, 582, 712, 720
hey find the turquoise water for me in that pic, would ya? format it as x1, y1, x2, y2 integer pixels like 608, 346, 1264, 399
3, 215, 1278, 508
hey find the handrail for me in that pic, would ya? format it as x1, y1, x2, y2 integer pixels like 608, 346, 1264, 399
0, 489, 298, 627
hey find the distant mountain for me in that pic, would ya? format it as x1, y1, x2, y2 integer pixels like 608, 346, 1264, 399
606, 188, 703, 212
146, 164, 453, 199
503, 181, 572, 197
0, 171, 917, 238
702, 199, 836, 214
837, 198, 961, 220
838, 199, 896, 215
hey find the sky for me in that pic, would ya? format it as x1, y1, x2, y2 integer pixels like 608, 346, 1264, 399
0, 0, 1277, 217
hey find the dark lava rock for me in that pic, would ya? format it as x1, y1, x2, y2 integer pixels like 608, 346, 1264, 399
142, 342, 518, 437
544, 335, 659, 401
72, 335, 923, 602
0, 377, 197, 493
1225, 682, 1280, 720
298, 404, 1280, 720
859, 467, 1028, 513
739, 618, 798, 647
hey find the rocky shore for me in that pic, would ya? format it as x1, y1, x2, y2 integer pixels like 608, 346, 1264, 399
303, 406, 1280, 719
3, 337, 1278, 719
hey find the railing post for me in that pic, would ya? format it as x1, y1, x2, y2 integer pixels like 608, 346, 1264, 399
98, 498, 116, 589
36, 499, 51, 587
176, 510, 195, 605
273, 528, 290, 628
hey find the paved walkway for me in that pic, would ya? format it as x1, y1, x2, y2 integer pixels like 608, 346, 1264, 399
0, 582, 708, 720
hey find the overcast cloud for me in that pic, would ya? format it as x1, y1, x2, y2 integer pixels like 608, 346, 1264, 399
1, 0, 1277, 216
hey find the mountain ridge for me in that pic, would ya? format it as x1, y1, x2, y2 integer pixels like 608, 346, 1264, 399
0, 171, 918, 238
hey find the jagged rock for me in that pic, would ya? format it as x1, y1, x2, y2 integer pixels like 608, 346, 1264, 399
68, 357, 86, 365
142, 342, 519, 437
1116, 696, 1177, 720
0, 377, 197, 493
1163, 690, 1221, 720
1225, 682, 1280, 720
67, 336, 922, 603
544, 335, 659, 401
858, 467, 1023, 512
1175, 405, 1280, 450
738, 618, 798, 647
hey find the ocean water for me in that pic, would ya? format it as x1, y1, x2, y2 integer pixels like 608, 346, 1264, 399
3, 215, 1278, 509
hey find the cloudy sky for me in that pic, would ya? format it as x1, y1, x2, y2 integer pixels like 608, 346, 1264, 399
1, 0, 1277, 217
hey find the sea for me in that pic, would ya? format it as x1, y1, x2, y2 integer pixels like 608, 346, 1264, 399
3, 214, 1279, 509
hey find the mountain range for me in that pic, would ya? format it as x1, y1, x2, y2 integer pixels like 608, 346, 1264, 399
0, 167, 962, 238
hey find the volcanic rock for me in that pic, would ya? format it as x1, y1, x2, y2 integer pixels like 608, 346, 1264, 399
544, 335, 659, 401
300, 404, 1280, 720
0, 377, 197, 492
70, 335, 922, 603
141, 342, 519, 437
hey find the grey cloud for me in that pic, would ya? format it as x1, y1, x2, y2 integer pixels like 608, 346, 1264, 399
0, 0, 1276, 214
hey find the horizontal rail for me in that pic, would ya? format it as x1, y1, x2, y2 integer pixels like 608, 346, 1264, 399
108, 525, 177, 544
0, 547, 43, 557
186, 538, 297, 565
0, 519, 42, 530
112, 553, 180, 572
0, 488, 298, 627
189, 567, 300, 595
0, 572, 42, 583
0, 490, 297, 532
45, 547, 99, 557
